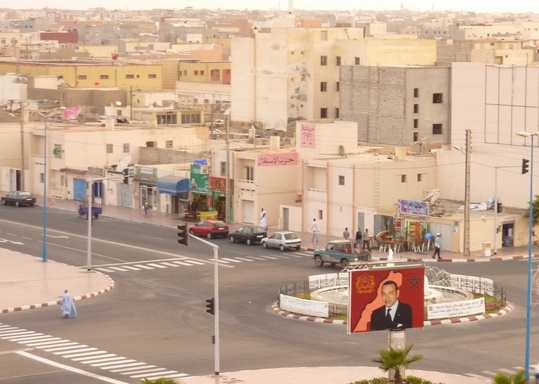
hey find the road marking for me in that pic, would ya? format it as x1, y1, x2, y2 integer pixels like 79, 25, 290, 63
1, 322, 190, 381
16, 350, 130, 384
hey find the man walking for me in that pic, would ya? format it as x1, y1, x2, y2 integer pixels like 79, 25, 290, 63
343, 227, 350, 240
432, 233, 442, 259
355, 227, 362, 248
310, 218, 319, 243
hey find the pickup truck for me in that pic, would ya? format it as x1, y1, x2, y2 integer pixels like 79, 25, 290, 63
313, 240, 371, 268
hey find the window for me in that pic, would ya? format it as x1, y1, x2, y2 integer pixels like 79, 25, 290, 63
126, 74, 134, 79
320, 108, 328, 118
220, 161, 226, 177
194, 70, 199, 75
210, 69, 220, 81
338, 175, 345, 185
414, 88, 419, 98
413, 119, 418, 128
321, 30, 328, 41
122, 143, 130, 153
336, 56, 341, 66
158, 114, 177, 124
106, 144, 113, 153
320, 82, 327, 92
320, 56, 327, 66
413, 104, 419, 113
413, 132, 419, 141
318, 210, 323, 220
401, 175, 407, 183
148, 74, 157, 78
433, 123, 443, 134
354, 57, 360, 65
336, 81, 340, 92
246, 166, 254, 181
433, 93, 443, 103
165, 140, 173, 148
78, 75, 87, 80
181, 113, 201, 124
183, 70, 187, 75
335, 107, 339, 118
100, 74, 109, 79
40, 172, 44, 184
417, 174, 423, 182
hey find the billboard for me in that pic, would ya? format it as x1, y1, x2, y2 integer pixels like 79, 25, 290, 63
348, 266, 425, 334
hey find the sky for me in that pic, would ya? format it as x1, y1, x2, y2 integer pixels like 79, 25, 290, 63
9, 0, 539, 13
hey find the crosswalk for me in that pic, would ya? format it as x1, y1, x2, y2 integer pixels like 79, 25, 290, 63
0, 323, 189, 381
91, 250, 313, 273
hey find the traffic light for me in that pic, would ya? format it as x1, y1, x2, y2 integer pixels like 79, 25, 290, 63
522, 158, 530, 174
177, 224, 189, 246
497, 202, 502, 213
123, 168, 129, 184
211, 335, 215, 344
206, 298, 215, 315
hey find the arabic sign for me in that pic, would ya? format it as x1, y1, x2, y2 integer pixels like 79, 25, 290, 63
257, 152, 298, 167
209, 177, 234, 193
427, 297, 485, 320
301, 123, 315, 148
398, 199, 429, 217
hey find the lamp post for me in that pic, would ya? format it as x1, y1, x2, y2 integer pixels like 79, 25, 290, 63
42, 116, 48, 262
515, 130, 538, 380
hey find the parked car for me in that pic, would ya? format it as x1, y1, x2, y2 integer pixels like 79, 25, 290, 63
189, 220, 229, 239
313, 240, 371, 268
228, 225, 267, 245
1, 191, 36, 207
261, 231, 301, 251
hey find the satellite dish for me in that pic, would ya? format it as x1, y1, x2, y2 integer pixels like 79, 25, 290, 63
410, 137, 429, 153
423, 188, 440, 205
117, 155, 131, 171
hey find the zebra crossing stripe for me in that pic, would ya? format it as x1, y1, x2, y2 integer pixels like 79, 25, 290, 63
91, 359, 137, 367
73, 353, 117, 362
161, 262, 180, 267
171, 261, 195, 266
134, 264, 154, 270
109, 363, 150, 372
183, 260, 205, 265
41, 343, 83, 352
56, 347, 98, 357
122, 266, 141, 271
257, 255, 278, 260
147, 263, 167, 268
219, 258, 242, 263
234, 257, 255, 262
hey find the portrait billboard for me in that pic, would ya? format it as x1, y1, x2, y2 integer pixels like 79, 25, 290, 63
348, 266, 425, 334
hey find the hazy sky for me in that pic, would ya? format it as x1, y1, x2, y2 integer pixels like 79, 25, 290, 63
10, 0, 539, 13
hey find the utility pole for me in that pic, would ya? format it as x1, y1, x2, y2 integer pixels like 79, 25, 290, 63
19, 102, 25, 191
464, 129, 471, 257
225, 112, 230, 223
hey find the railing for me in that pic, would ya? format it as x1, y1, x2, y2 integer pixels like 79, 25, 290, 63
278, 273, 506, 319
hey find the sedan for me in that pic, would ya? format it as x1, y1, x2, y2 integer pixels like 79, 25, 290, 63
262, 231, 301, 251
1, 191, 36, 207
228, 225, 267, 245
189, 220, 229, 239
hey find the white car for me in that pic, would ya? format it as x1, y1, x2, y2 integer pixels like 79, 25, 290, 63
262, 231, 301, 251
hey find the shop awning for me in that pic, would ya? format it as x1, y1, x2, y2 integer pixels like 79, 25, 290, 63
157, 176, 189, 195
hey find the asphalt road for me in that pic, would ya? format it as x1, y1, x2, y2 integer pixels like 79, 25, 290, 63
0, 204, 538, 383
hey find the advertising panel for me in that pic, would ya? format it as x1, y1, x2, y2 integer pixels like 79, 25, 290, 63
348, 266, 425, 334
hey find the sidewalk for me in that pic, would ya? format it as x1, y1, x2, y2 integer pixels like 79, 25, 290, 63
0, 196, 526, 384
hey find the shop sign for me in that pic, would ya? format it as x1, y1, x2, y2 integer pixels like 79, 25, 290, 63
398, 199, 429, 217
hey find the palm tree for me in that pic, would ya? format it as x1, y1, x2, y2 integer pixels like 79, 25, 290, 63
140, 378, 179, 384
492, 369, 528, 384
524, 194, 539, 226
371, 344, 422, 384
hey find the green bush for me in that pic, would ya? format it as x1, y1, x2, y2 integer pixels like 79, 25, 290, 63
349, 377, 443, 384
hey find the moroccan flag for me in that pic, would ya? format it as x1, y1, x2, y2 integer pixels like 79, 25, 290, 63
112, 54, 118, 60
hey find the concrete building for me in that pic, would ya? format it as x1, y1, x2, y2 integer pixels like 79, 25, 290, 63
231, 26, 437, 132
340, 65, 451, 147
436, 62, 537, 251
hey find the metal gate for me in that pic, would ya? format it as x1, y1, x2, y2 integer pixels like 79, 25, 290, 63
283, 207, 289, 231
73, 178, 86, 201
117, 183, 133, 208
242, 200, 255, 224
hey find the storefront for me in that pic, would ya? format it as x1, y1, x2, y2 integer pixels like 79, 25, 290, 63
208, 176, 234, 221
134, 166, 158, 211
189, 162, 211, 214
156, 176, 190, 214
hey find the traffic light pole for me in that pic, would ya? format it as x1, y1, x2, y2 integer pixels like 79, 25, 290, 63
183, 234, 220, 376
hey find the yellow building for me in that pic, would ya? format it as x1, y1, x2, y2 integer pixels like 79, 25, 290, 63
0, 60, 162, 90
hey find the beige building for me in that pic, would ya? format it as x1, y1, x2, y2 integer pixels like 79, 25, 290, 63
231, 27, 436, 132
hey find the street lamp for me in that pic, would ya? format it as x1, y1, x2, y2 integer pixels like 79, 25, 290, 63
515, 130, 538, 380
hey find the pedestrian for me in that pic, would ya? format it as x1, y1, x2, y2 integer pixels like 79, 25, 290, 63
355, 227, 363, 248
259, 208, 267, 230
311, 218, 319, 243
61, 289, 77, 318
143, 201, 150, 217
343, 227, 350, 240
432, 233, 442, 259
362, 228, 371, 251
